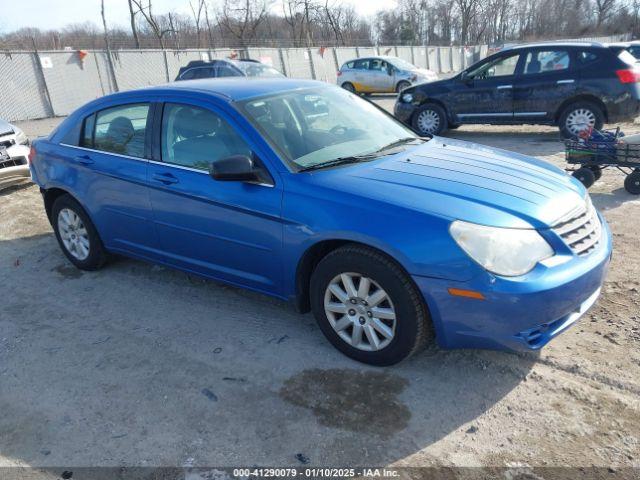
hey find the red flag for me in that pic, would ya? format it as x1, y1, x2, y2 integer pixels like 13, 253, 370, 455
318, 46, 327, 58
78, 49, 88, 63
228, 50, 239, 59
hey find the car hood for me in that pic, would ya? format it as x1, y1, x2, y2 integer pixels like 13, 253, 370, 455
312, 137, 586, 229
0, 119, 14, 136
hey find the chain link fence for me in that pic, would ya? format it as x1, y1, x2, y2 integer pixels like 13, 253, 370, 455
0, 34, 629, 122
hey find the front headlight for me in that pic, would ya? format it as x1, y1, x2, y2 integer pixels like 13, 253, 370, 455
401, 93, 413, 103
450, 220, 554, 276
13, 126, 29, 146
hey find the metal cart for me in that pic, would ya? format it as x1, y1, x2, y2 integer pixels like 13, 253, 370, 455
565, 128, 640, 195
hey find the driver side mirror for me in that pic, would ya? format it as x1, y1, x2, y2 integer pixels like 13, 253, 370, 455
209, 154, 271, 185
460, 71, 472, 83
387, 66, 394, 76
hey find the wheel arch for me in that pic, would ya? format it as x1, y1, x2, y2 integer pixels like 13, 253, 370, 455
554, 95, 608, 124
43, 187, 74, 224
294, 239, 419, 314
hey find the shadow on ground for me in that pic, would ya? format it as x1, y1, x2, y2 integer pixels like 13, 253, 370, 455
0, 233, 536, 467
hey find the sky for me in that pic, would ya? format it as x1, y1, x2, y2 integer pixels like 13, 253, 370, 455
1, 0, 397, 33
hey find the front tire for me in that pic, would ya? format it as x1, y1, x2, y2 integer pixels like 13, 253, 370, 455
310, 244, 433, 366
559, 101, 604, 139
396, 80, 411, 93
52, 194, 107, 271
624, 170, 640, 195
412, 103, 447, 136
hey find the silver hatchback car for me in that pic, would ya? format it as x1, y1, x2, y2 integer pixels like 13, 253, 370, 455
337, 56, 438, 94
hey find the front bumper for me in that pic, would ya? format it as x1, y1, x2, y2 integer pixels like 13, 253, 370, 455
394, 101, 417, 125
0, 144, 31, 188
412, 215, 613, 352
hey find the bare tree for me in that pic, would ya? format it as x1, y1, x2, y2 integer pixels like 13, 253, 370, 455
595, 0, 619, 28
130, 0, 175, 49
127, 0, 141, 48
190, 0, 206, 47
217, 0, 271, 47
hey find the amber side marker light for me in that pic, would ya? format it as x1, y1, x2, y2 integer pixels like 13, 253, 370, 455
447, 288, 485, 300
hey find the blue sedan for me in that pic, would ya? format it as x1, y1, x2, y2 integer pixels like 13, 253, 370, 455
29, 78, 612, 365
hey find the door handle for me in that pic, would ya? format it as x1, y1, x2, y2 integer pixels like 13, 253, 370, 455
557, 79, 575, 84
73, 154, 94, 166
152, 172, 179, 185
497, 84, 513, 90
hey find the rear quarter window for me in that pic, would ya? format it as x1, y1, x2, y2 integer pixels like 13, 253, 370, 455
577, 50, 601, 66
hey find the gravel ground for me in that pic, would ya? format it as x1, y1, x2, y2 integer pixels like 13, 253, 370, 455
0, 105, 639, 475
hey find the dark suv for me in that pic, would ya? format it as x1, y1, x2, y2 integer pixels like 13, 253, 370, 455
176, 59, 284, 81
394, 42, 640, 137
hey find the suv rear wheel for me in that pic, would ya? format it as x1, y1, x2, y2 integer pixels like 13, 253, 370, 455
559, 101, 604, 138
412, 103, 447, 136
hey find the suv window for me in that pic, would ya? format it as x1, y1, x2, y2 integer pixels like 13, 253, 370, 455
216, 63, 241, 77
89, 103, 149, 158
345, 61, 355, 69
161, 103, 252, 171
353, 59, 370, 70
524, 50, 570, 74
468, 53, 519, 79
577, 50, 600, 65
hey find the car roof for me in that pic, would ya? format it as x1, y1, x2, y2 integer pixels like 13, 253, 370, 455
128, 78, 328, 102
502, 41, 606, 51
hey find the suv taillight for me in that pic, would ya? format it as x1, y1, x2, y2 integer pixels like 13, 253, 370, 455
337, 71, 342, 76
28, 146, 36, 165
616, 68, 640, 83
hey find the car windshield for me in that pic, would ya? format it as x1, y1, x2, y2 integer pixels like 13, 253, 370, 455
239, 87, 419, 171
389, 57, 417, 71
236, 62, 284, 78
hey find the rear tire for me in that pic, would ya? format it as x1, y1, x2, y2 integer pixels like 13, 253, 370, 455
341, 82, 356, 93
624, 170, 640, 195
396, 80, 411, 93
559, 101, 604, 139
412, 103, 447, 136
52, 194, 107, 271
572, 167, 596, 188
587, 165, 602, 181
310, 244, 433, 366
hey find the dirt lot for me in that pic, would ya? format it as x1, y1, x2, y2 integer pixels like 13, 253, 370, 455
1, 104, 639, 475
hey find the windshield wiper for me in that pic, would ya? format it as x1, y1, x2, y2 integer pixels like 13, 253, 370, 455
298, 154, 378, 172
374, 136, 425, 153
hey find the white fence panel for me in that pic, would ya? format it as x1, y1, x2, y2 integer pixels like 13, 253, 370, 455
40, 51, 107, 116
0, 53, 51, 120
334, 47, 358, 67
451, 47, 463, 72
282, 48, 313, 79
427, 47, 440, 72
396, 46, 413, 64
440, 47, 452, 73
413, 47, 428, 69
112, 50, 167, 91
311, 48, 338, 84
357, 47, 377, 57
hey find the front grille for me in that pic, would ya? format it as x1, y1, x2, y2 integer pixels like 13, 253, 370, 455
552, 202, 602, 256
0, 157, 27, 169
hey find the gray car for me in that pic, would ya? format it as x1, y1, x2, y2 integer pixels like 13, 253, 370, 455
337, 56, 438, 94
0, 119, 31, 189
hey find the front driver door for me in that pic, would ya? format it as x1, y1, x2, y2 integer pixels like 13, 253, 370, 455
147, 100, 284, 296
450, 52, 522, 123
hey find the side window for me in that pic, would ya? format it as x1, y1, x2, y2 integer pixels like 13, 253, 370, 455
353, 59, 370, 70
180, 69, 197, 80
577, 50, 600, 65
524, 50, 570, 74
468, 54, 519, 79
92, 104, 149, 158
345, 61, 355, 69
80, 113, 95, 147
370, 59, 385, 71
216, 64, 241, 77
161, 103, 252, 171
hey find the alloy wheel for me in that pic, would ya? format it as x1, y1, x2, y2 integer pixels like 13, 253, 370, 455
323, 272, 396, 351
58, 208, 90, 261
416, 109, 440, 135
565, 108, 596, 136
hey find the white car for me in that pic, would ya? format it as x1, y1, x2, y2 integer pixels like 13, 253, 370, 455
0, 119, 31, 188
337, 56, 438, 94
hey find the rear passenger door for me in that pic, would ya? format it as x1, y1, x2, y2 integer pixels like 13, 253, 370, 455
512, 48, 576, 122
61, 102, 160, 257
146, 100, 284, 295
